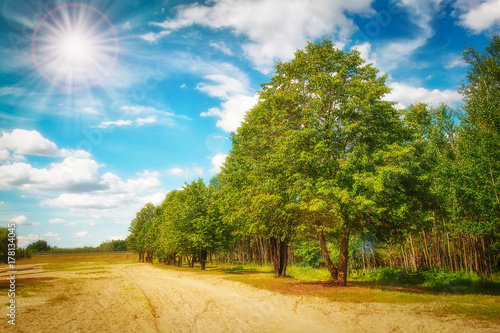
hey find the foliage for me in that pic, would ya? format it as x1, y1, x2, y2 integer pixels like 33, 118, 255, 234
294, 241, 323, 268
97, 240, 127, 252
125, 36, 500, 281
26, 240, 51, 253
0, 227, 16, 263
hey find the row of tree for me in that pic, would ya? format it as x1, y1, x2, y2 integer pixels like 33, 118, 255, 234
127, 37, 500, 286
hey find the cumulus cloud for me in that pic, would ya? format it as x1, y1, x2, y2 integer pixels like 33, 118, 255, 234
49, 218, 66, 224
0, 156, 103, 192
170, 166, 203, 178
456, 0, 500, 32
0, 131, 165, 216
198, 74, 258, 132
16, 232, 59, 248
73, 231, 88, 238
137, 170, 161, 178
42, 173, 162, 210
209, 153, 227, 174
8, 215, 41, 226
9, 215, 28, 225
17, 233, 39, 247
0, 129, 88, 162
385, 82, 463, 109
108, 235, 126, 241
141, 30, 170, 43
148, 0, 374, 72
136, 116, 157, 126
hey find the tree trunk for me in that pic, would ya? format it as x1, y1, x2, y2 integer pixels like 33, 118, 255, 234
177, 255, 182, 267
279, 237, 289, 277
338, 228, 350, 287
200, 250, 208, 270
317, 229, 338, 281
269, 237, 280, 277
269, 236, 288, 277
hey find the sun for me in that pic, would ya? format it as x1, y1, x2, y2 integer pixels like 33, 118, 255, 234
31, 3, 118, 90
60, 32, 92, 60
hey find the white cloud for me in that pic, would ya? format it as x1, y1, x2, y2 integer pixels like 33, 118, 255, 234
0, 157, 102, 192
123, 21, 132, 30
0, 87, 26, 97
65, 222, 76, 227
0, 130, 164, 217
456, 0, 500, 32
170, 166, 203, 178
445, 57, 468, 69
209, 153, 227, 174
201, 94, 258, 132
198, 74, 259, 132
120, 105, 190, 126
81, 106, 100, 115
49, 218, 66, 224
73, 231, 88, 238
108, 235, 126, 241
0, 129, 85, 160
9, 215, 29, 225
141, 31, 170, 43
209, 41, 232, 55
136, 116, 157, 126
385, 82, 463, 109
8, 215, 41, 226
17, 234, 39, 247
353, 1, 441, 73
95, 120, 133, 128
42, 232, 60, 239
137, 170, 161, 178
149, 0, 374, 73
197, 74, 249, 100
41, 173, 162, 210
351, 42, 378, 68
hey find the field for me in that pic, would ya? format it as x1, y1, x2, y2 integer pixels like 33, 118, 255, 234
1, 254, 499, 332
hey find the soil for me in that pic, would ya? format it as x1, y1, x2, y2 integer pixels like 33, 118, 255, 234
0, 263, 498, 332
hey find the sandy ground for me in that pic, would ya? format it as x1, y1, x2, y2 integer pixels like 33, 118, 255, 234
0, 263, 498, 332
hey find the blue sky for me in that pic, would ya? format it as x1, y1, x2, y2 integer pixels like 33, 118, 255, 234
0, 0, 497, 248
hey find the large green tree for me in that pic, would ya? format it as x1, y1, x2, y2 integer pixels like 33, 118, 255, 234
223, 40, 409, 284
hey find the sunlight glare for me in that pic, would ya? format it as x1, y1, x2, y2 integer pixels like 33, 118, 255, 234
32, 3, 118, 90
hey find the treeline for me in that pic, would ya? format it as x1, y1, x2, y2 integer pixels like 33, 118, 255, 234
19, 239, 128, 255
127, 37, 500, 285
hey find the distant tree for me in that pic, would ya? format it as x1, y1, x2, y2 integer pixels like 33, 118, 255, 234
98, 240, 127, 252
128, 203, 157, 262
26, 240, 51, 253
0, 227, 17, 263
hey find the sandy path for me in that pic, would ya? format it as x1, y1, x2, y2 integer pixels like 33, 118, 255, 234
1, 263, 498, 332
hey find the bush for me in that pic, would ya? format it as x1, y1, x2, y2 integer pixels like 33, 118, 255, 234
26, 240, 51, 253
294, 241, 323, 268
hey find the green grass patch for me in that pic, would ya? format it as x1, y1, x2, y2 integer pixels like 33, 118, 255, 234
350, 268, 500, 295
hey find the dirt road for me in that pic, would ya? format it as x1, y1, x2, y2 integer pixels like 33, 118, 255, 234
1, 263, 498, 332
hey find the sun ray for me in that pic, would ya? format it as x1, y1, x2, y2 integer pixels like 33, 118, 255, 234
31, 3, 118, 90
